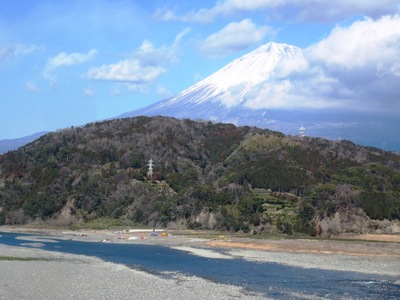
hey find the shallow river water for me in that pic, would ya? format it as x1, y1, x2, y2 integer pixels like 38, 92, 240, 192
1, 232, 398, 299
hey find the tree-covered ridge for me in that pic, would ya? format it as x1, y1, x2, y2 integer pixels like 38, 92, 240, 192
0, 116, 399, 235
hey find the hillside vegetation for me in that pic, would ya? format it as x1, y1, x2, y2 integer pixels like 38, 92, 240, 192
0, 116, 399, 236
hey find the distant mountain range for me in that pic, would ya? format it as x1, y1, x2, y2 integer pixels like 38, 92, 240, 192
120, 42, 399, 151
0, 131, 48, 154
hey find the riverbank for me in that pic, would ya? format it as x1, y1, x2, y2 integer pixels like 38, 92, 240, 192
1, 227, 400, 299
2, 226, 400, 276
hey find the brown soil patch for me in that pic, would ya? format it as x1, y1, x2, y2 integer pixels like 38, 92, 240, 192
345, 234, 400, 243
206, 237, 400, 258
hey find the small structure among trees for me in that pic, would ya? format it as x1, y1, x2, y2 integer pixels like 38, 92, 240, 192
147, 158, 154, 181
299, 126, 306, 138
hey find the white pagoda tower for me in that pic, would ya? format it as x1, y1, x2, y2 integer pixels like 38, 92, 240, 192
147, 158, 154, 180
299, 126, 306, 138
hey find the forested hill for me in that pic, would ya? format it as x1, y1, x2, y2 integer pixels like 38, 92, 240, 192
1, 116, 399, 236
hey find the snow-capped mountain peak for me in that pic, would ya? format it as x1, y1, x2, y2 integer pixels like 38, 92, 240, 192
160, 42, 303, 108
119, 41, 399, 151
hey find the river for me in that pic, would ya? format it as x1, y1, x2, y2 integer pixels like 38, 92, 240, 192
0, 232, 398, 299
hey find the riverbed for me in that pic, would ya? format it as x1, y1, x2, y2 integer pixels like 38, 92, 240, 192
1, 230, 399, 299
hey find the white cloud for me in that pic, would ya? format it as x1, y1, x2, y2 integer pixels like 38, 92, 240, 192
307, 15, 400, 70
304, 15, 400, 112
126, 83, 149, 94
155, 0, 399, 23
87, 29, 189, 86
25, 82, 42, 93
173, 27, 192, 46
200, 19, 272, 57
390, 62, 400, 77
111, 87, 122, 96
87, 59, 166, 83
44, 49, 98, 80
134, 28, 190, 67
238, 15, 400, 114
274, 51, 309, 78
0, 44, 37, 63
134, 39, 177, 66
153, 6, 214, 23
244, 74, 345, 110
295, 0, 400, 22
157, 85, 173, 97
46, 49, 97, 70
83, 88, 95, 96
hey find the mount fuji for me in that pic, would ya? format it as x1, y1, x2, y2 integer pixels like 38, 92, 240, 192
120, 42, 399, 151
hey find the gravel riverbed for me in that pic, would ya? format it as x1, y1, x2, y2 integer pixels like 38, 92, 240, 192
1, 229, 399, 299
0, 244, 267, 300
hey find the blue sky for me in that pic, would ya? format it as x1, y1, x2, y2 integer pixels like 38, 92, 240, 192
0, 0, 399, 140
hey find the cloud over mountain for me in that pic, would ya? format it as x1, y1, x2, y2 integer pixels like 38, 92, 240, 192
305, 15, 400, 113
200, 19, 272, 57
155, 0, 400, 23
122, 33, 400, 150
227, 15, 400, 114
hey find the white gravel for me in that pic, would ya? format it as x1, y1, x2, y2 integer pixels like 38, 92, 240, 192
0, 245, 268, 300
225, 249, 400, 277
170, 246, 234, 259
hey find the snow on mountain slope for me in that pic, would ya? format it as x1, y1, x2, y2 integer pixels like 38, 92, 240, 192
154, 42, 304, 109
120, 42, 307, 128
